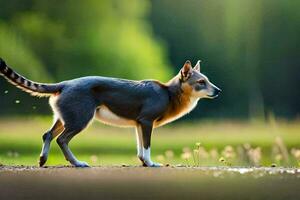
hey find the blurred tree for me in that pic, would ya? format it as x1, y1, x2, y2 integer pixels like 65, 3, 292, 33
9, 0, 172, 81
150, 0, 300, 119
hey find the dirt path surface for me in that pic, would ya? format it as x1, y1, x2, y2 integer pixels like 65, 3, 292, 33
1, 166, 300, 200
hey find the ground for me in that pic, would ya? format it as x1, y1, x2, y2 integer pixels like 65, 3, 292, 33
0, 165, 300, 200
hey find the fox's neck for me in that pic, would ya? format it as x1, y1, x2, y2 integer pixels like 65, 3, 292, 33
166, 76, 197, 111
154, 76, 198, 127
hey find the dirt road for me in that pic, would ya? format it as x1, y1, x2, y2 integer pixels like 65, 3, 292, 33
0, 166, 299, 200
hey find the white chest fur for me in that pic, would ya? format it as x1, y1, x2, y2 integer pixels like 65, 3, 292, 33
95, 106, 136, 127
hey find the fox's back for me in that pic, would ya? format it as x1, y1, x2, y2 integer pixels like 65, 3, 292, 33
92, 77, 170, 120
57, 76, 170, 121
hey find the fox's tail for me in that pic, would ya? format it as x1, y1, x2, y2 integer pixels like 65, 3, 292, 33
0, 58, 62, 97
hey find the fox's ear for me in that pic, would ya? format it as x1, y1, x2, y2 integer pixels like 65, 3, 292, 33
194, 60, 201, 72
180, 60, 193, 81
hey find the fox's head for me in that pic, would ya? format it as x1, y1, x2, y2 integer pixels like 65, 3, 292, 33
178, 60, 221, 99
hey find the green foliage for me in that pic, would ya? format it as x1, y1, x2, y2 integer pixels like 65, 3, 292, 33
0, 23, 50, 81
0, 0, 171, 81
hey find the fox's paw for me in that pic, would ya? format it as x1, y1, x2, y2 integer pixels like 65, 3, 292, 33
143, 160, 163, 167
149, 162, 163, 167
74, 161, 90, 168
39, 155, 47, 167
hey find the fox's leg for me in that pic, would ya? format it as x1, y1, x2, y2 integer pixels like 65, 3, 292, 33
56, 110, 94, 167
56, 128, 89, 167
140, 120, 162, 167
39, 119, 64, 167
135, 125, 146, 166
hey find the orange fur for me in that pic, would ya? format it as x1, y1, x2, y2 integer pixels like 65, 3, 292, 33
154, 82, 195, 127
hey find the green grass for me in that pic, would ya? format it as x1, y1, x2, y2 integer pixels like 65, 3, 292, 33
0, 117, 299, 167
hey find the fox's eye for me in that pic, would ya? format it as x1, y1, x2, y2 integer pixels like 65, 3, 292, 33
197, 79, 206, 86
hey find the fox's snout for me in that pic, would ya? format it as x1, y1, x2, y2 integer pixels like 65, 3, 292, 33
212, 87, 222, 98
206, 84, 221, 99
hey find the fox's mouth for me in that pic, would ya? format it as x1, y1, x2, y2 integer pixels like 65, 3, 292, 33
207, 94, 219, 99
207, 88, 221, 99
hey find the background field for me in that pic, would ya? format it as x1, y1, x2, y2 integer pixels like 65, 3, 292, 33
0, 117, 299, 167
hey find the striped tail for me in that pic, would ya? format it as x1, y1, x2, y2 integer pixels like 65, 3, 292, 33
0, 58, 62, 97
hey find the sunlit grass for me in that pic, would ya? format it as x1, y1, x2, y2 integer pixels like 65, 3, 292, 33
0, 117, 299, 167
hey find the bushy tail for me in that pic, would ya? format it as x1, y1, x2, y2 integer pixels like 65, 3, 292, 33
0, 58, 62, 97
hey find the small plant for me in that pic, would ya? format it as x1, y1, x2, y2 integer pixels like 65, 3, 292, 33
192, 142, 210, 167
193, 149, 199, 166
193, 142, 201, 166
219, 156, 232, 166
271, 163, 277, 167
180, 139, 300, 168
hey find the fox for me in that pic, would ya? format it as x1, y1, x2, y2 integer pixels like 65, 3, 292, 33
0, 58, 221, 167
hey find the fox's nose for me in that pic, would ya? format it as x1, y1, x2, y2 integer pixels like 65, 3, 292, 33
214, 88, 222, 96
